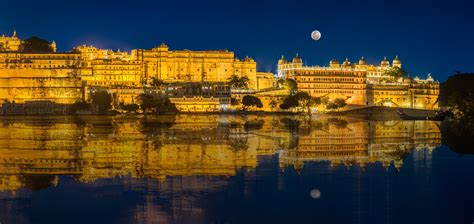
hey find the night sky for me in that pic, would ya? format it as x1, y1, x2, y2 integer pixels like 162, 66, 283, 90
1, 0, 473, 82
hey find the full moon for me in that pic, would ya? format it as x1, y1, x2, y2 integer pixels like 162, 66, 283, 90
310, 189, 321, 199
311, 30, 321, 41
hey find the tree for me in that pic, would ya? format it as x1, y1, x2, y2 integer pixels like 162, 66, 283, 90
227, 75, 250, 89
122, 103, 139, 113
154, 97, 178, 114
137, 93, 155, 114
326, 98, 347, 110
448, 91, 474, 120
241, 95, 263, 111
384, 66, 408, 79
278, 78, 298, 95
294, 91, 319, 113
321, 96, 330, 105
279, 94, 299, 110
279, 91, 320, 113
231, 97, 241, 106
69, 101, 91, 114
91, 91, 112, 113
150, 77, 164, 88
269, 99, 278, 111
19, 36, 54, 53
277, 79, 285, 88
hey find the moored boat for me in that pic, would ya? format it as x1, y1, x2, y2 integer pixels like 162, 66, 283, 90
397, 109, 447, 121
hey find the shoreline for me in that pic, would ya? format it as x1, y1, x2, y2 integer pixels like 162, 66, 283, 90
0, 106, 442, 121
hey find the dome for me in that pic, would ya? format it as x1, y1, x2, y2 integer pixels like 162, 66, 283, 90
292, 53, 302, 64
329, 59, 340, 65
342, 58, 351, 66
392, 55, 401, 65
358, 56, 366, 65
153, 43, 169, 52
278, 55, 287, 65
427, 74, 434, 82
380, 56, 390, 66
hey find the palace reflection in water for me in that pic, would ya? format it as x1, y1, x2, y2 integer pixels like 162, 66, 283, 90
0, 115, 454, 223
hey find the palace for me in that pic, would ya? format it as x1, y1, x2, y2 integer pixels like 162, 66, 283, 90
0, 31, 270, 110
278, 54, 440, 109
0, 31, 441, 112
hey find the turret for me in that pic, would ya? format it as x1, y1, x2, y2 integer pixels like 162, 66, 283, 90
278, 55, 287, 65
329, 59, 340, 69
426, 74, 434, 82
292, 53, 302, 64
153, 43, 169, 52
392, 55, 401, 68
380, 56, 390, 67
342, 57, 351, 68
50, 40, 57, 52
358, 56, 366, 65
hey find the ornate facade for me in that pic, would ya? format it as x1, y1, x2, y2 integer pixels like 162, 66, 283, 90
132, 44, 258, 89
0, 31, 21, 52
165, 82, 231, 112
278, 55, 440, 109
0, 32, 269, 110
0, 51, 82, 104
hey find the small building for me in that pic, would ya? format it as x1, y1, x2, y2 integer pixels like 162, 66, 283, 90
1, 100, 69, 115
165, 82, 231, 112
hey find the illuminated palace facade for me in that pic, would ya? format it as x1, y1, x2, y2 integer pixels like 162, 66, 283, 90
0, 31, 440, 111
0, 31, 274, 111
278, 55, 440, 109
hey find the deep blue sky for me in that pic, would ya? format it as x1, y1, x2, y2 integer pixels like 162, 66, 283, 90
1, 0, 473, 82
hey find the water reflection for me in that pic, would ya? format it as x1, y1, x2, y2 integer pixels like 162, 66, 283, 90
0, 115, 443, 190
0, 115, 463, 223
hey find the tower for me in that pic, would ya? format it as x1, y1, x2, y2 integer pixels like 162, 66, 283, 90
392, 55, 401, 68
380, 56, 390, 68
50, 40, 57, 52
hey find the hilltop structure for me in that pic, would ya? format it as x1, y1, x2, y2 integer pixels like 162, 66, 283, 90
0, 31, 273, 112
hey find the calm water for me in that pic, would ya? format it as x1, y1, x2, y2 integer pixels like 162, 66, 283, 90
0, 115, 472, 224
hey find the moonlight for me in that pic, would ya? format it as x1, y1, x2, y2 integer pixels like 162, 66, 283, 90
311, 30, 321, 41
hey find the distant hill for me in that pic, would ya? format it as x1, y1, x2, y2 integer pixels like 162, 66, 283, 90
439, 73, 474, 106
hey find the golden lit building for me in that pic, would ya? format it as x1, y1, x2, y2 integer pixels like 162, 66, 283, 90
0, 32, 278, 111
0, 50, 83, 104
368, 75, 440, 109
132, 43, 259, 89
278, 54, 440, 109
0, 31, 21, 52
256, 72, 275, 90
165, 82, 231, 112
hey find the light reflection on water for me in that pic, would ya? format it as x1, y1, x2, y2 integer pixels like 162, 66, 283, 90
0, 115, 472, 224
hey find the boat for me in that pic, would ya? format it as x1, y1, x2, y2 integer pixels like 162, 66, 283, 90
397, 109, 447, 121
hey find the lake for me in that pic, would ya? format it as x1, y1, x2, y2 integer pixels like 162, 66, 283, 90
0, 115, 472, 224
